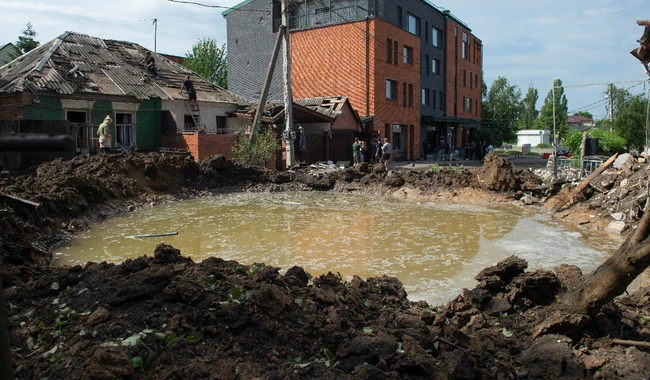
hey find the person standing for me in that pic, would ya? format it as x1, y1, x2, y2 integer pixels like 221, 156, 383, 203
352, 137, 361, 166
422, 140, 429, 161
97, 115, 112, 155
360, 141, 367, 163
382, 137, 391, 170
180, 75, 199, 111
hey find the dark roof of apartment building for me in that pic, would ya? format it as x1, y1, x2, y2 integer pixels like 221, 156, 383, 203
0, 31, 243, 104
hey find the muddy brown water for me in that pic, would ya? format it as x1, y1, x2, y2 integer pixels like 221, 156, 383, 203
54, 192, 623, 305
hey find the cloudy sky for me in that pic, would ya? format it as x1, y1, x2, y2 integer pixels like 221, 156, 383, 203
2, 0, 649, 119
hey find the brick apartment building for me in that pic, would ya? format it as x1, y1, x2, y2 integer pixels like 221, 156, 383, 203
223, 0, 482, 161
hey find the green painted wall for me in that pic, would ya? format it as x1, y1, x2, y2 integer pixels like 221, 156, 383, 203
92, 100, 115, 148
136, 99, 162, 150
22, 96, 64, 120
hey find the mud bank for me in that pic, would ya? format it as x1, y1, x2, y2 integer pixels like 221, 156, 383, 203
2, 152, 650, 379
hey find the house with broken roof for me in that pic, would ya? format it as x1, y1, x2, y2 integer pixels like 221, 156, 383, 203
0, 43, 20, 66
0, 31, 246, 159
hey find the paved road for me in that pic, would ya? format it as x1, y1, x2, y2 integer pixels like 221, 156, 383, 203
392, 154, 550, 171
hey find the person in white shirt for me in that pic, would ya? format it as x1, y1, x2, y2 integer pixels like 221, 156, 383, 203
382, 138, 391, 170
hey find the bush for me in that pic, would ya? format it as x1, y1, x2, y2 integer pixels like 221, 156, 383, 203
426, 163, 441, 173
231, 127, 279, 167
536, 143, 552, 148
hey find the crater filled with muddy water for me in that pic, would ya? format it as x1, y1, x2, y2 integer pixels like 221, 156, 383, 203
55, 192, 620, 305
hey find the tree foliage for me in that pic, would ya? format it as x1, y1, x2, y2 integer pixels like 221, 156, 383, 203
231, 126, 279, 167
573, 111, 593, 119
518, 85, 539, 130
15, 21, 39, 54
563, 129, 625, 157
481, 76, 522, 145
183, 38, 228, 89
607, 85, 648, 152
536, 79, 568, 141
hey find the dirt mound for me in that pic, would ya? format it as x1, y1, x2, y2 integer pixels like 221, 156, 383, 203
476, 154, 542, 192
6, 250, 649, 379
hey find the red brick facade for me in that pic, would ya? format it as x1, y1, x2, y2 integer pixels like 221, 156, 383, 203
444, 18, 483, 147
161, 133, 239, 162
0, 93, 27, 120
290, 19, 421, 160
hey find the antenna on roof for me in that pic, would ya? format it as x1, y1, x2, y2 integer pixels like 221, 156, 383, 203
137, 18, 165, 52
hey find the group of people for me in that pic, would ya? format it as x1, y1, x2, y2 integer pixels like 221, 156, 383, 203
139, 52, 199, 111
353, 137, 391, 170
464, 141, 493, 160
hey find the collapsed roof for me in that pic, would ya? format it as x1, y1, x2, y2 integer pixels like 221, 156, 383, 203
631, 21, 650, 76
0, 31, 243, 104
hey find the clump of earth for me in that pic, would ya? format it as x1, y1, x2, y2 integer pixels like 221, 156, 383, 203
1, 152, 649, 379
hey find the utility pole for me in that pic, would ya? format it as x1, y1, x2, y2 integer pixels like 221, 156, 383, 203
281, 0, 295, 168
608, 83, 614, 132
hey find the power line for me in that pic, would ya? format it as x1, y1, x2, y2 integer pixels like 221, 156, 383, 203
167, 0, 270, 12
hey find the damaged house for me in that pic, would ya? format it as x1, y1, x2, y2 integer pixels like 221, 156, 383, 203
0, 31, 246, 162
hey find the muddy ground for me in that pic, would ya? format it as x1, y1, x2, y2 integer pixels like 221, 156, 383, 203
1, 152, 650, 379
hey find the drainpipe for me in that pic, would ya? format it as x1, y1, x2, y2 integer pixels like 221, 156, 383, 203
365, 17, 370, 117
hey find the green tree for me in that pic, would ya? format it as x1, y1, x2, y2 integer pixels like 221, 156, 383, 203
481, 76, 522, 144
183, 38, 228, 89
563, 129, 625, 157
536, 79, 568, 141
15, 21, 39, 54
573, 111, 593, 119
518, 85, 539, 130
612, 94, 647, 151
232, 126, 279, 167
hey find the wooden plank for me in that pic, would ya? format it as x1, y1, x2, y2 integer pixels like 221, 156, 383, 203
0, 194, 41, 208
131, 231, 178, 238
552, 153, 618, 213
613, 339, 650, 348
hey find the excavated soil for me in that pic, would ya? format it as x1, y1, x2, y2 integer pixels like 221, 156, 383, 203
1, 152, 650, 379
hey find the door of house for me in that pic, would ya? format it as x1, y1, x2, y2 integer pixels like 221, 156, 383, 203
66, 110, 95, 155
116, 113, 134, 148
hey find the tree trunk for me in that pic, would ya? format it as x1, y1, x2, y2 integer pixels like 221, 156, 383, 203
559, 206, 650, 314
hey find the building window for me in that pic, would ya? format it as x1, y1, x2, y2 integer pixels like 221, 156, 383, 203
397, 6, 402, 28
407, 13, 420, 35
439, 91, 443, 110
386, 79, 398, 100
425, 54, 429, 76
432, 58, 440, 74
394, 40, 398, 65
462, 32, 469, 59
463, 69, 466, 87
465, 97, 472, 112
403, 45, 413, 64
386, 38, 392, 63
432, 91, 436, 109
475, 73, 478, 88
432, 27, 441, 47
116, 113, 134, 146
421, 88, 429, 106
470, 71, 473, 89
402, 82, 407, 106
475, 99, 478, 115
408, 83, 413, 108
216, 116, 228, 134
425, 22, 428, 42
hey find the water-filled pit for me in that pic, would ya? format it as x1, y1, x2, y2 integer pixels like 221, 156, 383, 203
55, 192, 622, 305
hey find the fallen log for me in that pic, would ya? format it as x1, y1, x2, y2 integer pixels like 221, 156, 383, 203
131, 232, 178, 238
551, 153, 618, 213
612, 339, 650, 348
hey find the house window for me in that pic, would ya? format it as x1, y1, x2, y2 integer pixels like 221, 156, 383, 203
407, 13, 420, 35
402, 82, 407, 106
462, 32, 469, 59
432, 27, 441, 47
432, 58, 440, 74
425, 54, 429, 76
216, 116, 228, 134
465, 97, 472, 112
403, 45, 413, 64
386, 38, 392, 63
184, 114, 196, 131
397, 6, 402, 28
432, 90, 437, 109
386, 79, 398, 100
421, 88, 429, 106
392, 124, 403, 150
116, 113, 134, 147
408, 83, 413, 108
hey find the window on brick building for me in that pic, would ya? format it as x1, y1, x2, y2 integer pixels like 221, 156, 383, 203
463, 69, 466, 87
465, 97, 472, 112
407, 14, 420, 36
394, 40, 398, 65
386, 38, 392, 63
462, 32, 469, 59
408, 83, 413, 108
475, 73, 478, 89
425, 22, 428, 42
421, 88, 429, 106
470, 71, 473, 89
432, 58, 440, 74
184, 115, 196, 131
386, 79, 398, 100
475, 99, 478, 115
216, 116, 228, 134
402, 82, 407, 106
116, 113, 134, 147
432, 27, 441, 47
403, 45, 413, 64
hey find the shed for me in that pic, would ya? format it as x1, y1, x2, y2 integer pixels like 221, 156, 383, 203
517, 129, 550, 147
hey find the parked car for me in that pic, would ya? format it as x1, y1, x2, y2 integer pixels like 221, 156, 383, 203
555, 146, 572, 157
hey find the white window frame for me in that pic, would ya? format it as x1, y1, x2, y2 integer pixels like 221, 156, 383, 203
386, 79, 398, 100
403, 46, 413, 64
432, 27, 440, 47
407, 13, 419, 35
115, 112, 135, 147
465, 97, 472, 112
462, 32, 469, 59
